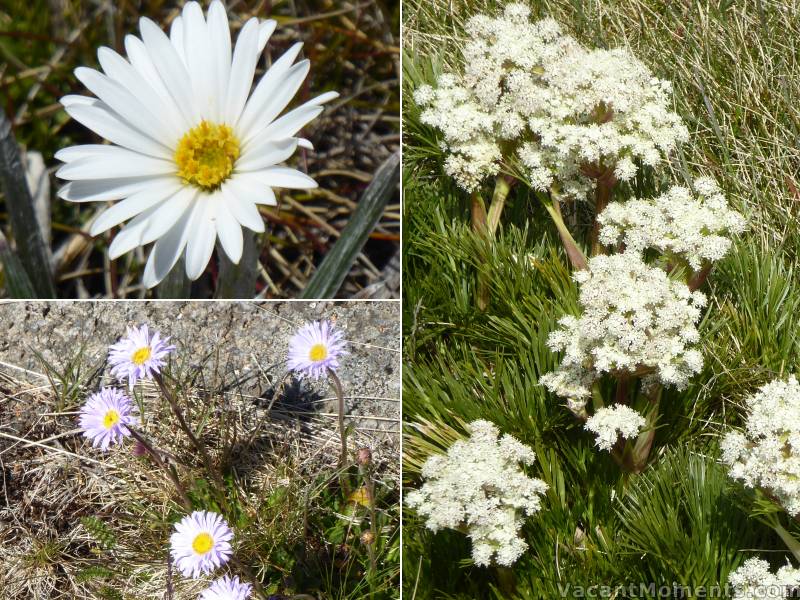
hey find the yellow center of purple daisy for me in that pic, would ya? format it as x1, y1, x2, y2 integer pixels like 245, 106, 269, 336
175, 120, 240, 190
131, 346, 152, 366
103, 409, 121, 429
309, 343, 328, 362
192, 532, 214, 554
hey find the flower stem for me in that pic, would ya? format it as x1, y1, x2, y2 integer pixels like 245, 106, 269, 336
688, 262, 713, 291
590, 172, 617, 256
774, 523, 800, 563
486, 175, 513, 236
542, 191, 588, 270
154, 372, 229, 512
471, 190, 491, 311
327, 368, 348, 470
128, 427, 192, 510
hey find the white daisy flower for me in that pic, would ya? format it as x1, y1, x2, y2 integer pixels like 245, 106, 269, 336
170, 510, 233, 578
56, 0, 338, 288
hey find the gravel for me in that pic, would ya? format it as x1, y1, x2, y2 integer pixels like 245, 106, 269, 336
0, 300, 401, 448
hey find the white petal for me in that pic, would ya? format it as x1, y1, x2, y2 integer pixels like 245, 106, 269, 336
228, 173, 278, 205
307, 90, 339, 106
184, 196, 216, 280
96, 46, 183, 144
89, 179, 183, 235
142, 205, 194, 288
221, 180, 265, 232
214, 195, 243, 263
208, 1, 231, 122
55, 144, 113, 163
224, 18, 259, 124
61, 94, 98, 107
107, 186, 194, 259
242, 166, 317, 189
170, 16, 187, 66
237, 43, 305, 135
125, 34, 190, 132
58, 176, 169, 203
56, 147, 175, 180
108, 204, 163, 259
139, 17, 200, 126
239, 59, 310, 144
257, 20, 277, 53
255, 104, 322, 143
64, 103, 172, 159
182, 2, 216, 121
74, 67, 170, 145
237, 138, 298, 172
298, 138, 314, 150
139, 186, 196, 246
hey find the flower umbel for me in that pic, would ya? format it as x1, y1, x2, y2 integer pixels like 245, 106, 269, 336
405, 420, 548, 567
287, 320, 347, 380
721, 375, 800, 516
56, 0, 338, 287
585, 405, 646, 451
200, 575, 253, 600
540, 253, 706, 403
108, 324, 175, 388
727, 558, 800, 599
415, 4, 687, 196
170, 510, 233, 578
79, 387, 138, 451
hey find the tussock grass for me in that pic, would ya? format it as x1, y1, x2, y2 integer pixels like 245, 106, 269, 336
403, 1, 800, 597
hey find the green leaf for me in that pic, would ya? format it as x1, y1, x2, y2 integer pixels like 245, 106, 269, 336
301, 152, 400, 298
0, 109, 55, 297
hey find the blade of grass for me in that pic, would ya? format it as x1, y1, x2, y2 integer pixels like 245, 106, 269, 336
0, 109, 55, 297
301, 151, 400, 299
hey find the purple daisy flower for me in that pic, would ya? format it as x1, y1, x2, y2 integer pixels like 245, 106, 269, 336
200, 575, 253, 600
170, 510, 233, 578
78, 387, 138, 451
108, 324, 175, 388
286, 320, 347, 380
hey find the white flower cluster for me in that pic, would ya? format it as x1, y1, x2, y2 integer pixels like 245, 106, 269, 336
585, 405, 646, 451
728, 558, 800, 599
540, 253, 706, 403
721, 376, 800, 516
414, 3, 688, 195
405, 420, 548, 567
598, 177, 746, 269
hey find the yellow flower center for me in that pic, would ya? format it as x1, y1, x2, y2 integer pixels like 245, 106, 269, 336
309, 343, 328, 362
131, 347, 152, 366
175, 120, 240, 190
103, 409, 121, 429
192, 532, 214, 555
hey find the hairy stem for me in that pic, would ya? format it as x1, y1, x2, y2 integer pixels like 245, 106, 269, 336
129, 428, 192, 510
328, 368, 348, 470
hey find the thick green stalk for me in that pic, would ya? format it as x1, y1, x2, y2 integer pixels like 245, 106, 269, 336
542, 193, 588, 271
486, 176, 512, 236
774, 523, 800, 563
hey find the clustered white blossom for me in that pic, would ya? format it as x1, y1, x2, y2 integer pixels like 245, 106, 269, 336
721, 376, 800, 516
584, 405, 646, 451
540, 253, 706, 404
414, 3, 688, 195
727, 558, 800, 599
598, 177, 746, 269
405, 420, 548, 567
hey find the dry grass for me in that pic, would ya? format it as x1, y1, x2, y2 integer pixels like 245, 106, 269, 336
0, 332, 400, 599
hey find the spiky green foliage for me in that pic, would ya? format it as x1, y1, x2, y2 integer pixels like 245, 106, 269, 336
403, 1, 800, 597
